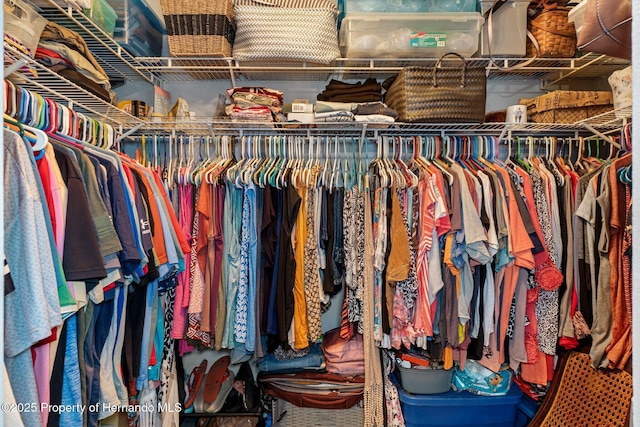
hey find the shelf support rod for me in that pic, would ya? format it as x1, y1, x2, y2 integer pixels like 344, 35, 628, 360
497, 124, 511, 143
359, 123, 368, 144
207, 123, 216, 139
581, 123, 620, 149
4, 59, 26, 77
227, 59, 237, 88
116, 123, 145, 143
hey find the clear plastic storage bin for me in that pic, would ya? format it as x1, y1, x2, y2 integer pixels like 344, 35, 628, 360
339, 12, 484, 58
84, 0, 117, 36
110, 0, 165, 57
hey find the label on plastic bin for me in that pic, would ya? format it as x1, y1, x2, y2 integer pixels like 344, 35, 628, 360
410, 33, 447, 48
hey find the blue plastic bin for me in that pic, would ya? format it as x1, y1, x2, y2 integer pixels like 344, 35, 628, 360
515, 394, 539, 427
395, 374, 523, 427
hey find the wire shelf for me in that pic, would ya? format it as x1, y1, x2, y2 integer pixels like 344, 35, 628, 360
135, 54, 630, 83
136, 117, 614, 137
576, 106, 632, 128
26, 0, 154, 84
5, 46, 144, 127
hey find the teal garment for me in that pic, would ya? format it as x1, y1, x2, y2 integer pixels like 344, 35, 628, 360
112, 287, 129, 405
148, 286, 164, 382
245, 183, 263, 352
222, 178, 244, 349
136, 279, 158, 390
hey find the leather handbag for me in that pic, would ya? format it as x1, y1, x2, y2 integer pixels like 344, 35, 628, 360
259, 371, 364, 409
322, 328, 364, 376
577, 0, 631, 60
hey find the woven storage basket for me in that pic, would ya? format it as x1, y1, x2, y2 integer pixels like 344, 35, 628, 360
271, 398, 363, 427
519, 90, 613, 124
161, 0, 235, 57
232, 0, 340, 64
526, 7, 576, 58
385, 53, 487, 123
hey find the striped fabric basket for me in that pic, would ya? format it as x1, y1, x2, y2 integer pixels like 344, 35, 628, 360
272, 398, 364, 427
233, 0, 340, 64
161, 0, 235, 57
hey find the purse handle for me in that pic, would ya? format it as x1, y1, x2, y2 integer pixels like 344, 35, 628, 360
432, 52, 467, 88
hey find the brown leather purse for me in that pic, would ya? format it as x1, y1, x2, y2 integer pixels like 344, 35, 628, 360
259, 371, 364, 409
577, 0, 631, 59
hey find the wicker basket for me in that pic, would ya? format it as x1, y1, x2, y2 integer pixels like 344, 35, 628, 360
526, 7, 576, 58
519, 90, 613, 124
385, 53, 487, 123
232, 0, 340, 64
161, 0, 235, 57
271, 398, 363, 427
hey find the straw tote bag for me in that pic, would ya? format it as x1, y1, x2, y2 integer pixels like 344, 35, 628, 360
385, 52, 487, 123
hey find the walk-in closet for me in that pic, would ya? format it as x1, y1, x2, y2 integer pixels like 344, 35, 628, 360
2, 0, 637, 426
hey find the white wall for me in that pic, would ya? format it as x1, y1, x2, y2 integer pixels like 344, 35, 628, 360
116, 78, 549, 120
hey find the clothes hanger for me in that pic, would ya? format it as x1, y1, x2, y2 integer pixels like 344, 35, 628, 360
349, 137, 360, 191
387, 137, 401, 188
227, 135, 245, 183
467, 136, 485, 172
190, 137, 207, 185
241, 134, 256, 186
394, 137, 415, 188
406, 136, 425, 179
269, 135, 285, 188
181, 136, 193, 184
205, 135, 224, 185
313, 135, 323, 188
432, 136, 454, 184
236, 135, 249, 186
255, 135, 269, 187
314, 135, 324, 188
328, 136, 340, 191
5, 90, 49, 152
253, 135, 269, 187
505, 135, 518, 170
477, 136, 496, 171
3, 114, 25, 137
276, 135, 292, 189
381, 135, 391, 188
207, 135, 232, 184
264, 136, 280, 188
288, 136, 299, 190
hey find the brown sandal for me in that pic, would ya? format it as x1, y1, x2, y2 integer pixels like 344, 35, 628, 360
203, 356, 231, 406
184, 359, 208, 411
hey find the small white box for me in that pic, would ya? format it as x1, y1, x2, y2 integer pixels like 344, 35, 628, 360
287, 112, 315, 123
480, 0, 530, 57
291, 102, 314, 113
